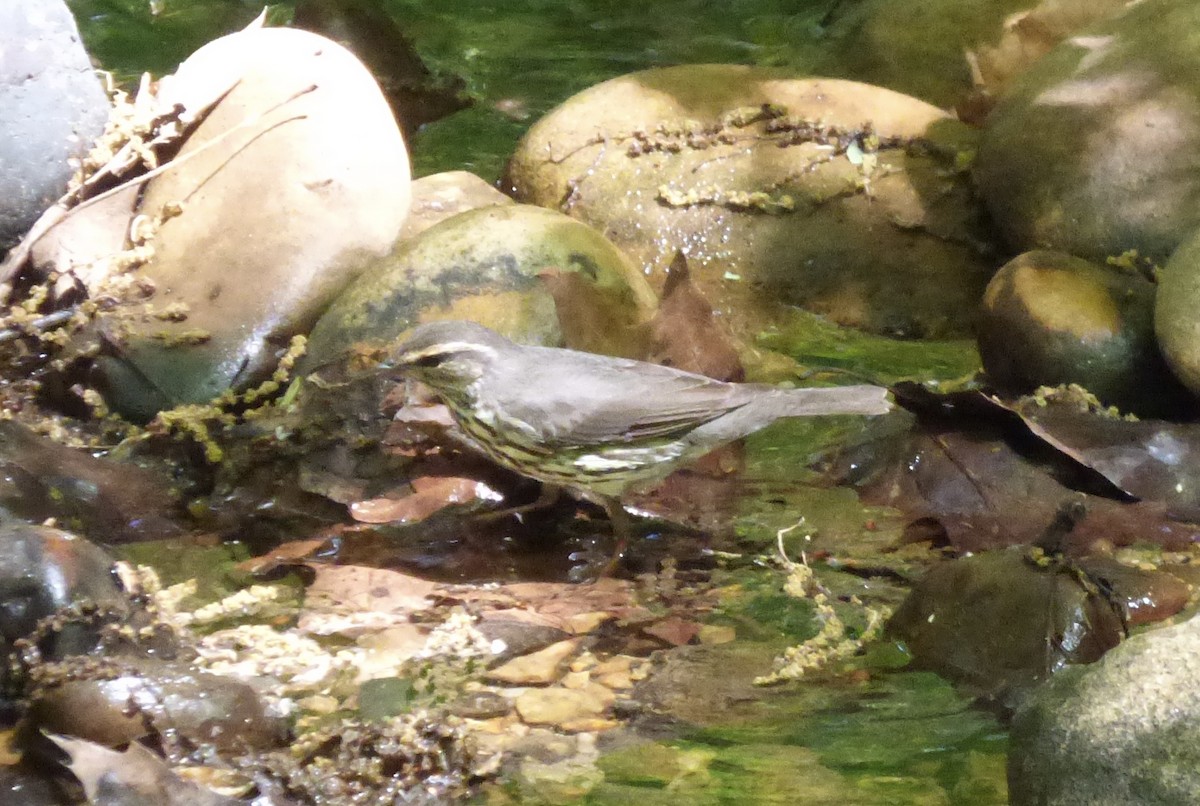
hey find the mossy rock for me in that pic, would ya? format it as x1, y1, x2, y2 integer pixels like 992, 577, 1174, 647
301, 204, 656, 369
978, 250, 1190, 415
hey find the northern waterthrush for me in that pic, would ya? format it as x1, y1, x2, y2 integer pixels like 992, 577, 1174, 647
387, 320, 890, 548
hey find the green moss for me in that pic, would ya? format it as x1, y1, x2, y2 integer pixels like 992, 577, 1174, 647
112, 539, 255, 606
758, 309, 981, 386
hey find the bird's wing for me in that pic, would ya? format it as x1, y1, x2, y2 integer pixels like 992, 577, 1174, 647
487, 347, 753, 446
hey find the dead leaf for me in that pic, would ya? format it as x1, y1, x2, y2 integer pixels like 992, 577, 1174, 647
47, 734, 238, 806
306, 564, 440, 610
643, 616, 702, 646
349, 476, 491, 524
237, 537, 328, 575
538, 266, 651, 359
837, 385, 1200, 553
645, 251, 744, 382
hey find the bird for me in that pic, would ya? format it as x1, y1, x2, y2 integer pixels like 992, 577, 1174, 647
386, 320, 891, 560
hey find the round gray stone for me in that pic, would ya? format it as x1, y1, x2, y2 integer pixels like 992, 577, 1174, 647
0, 0, 109, 249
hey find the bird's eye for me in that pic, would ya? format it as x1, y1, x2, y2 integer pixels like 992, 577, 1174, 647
410, 353, 445, 368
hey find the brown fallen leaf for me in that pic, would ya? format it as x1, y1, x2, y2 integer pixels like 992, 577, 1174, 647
237, 536, 329, 575
838, 384, 1200, 554
538, 266, 651, 359
304, 565, 440, 618
349, 475, 493, 524
642, 616, 702, 646
645, 251, 744, 382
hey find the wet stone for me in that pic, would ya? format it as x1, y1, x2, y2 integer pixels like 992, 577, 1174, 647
515, 684, 616, 729
888, 548, 1125, 702
0, 523, 124, 658
978, 250, 1191, 416
486, 638, 582, 685
30, 657, 288, 753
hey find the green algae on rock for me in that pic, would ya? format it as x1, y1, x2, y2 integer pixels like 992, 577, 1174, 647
507, 65, 998, 340
979, 250, 1191, 416
1155, 226, 1200, 398
302, 203, 657, 369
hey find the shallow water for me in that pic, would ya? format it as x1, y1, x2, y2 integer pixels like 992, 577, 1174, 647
71, 1, 1010, 801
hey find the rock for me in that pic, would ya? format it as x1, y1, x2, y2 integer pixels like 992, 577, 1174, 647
475, 618, 571, 665
976, 0, 1200, 264
398, 170, 512, 242
887, 549, 1125, 702
0, 763, 70, 806
506, 65, 997, 340
978, 250, 1191, 415
0, 523, 124, 654
1009, 613, 1200, 805
301, 203, 657, 369
92, 26, 411, 420
31, 657, 287, 752
514, 683, 615, 729
0, 419, 182, 543
820, 0, 1130, 112
0, 0, 109, 249
487, 638, 582, 685
1154, 227, 1200, 397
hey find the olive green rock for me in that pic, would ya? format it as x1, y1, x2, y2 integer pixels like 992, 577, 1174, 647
1009, 613, 1200, 805
302, 204, 657, 369
979, 250, 1190, 415
1155, 228, 1200, 398
976, 0, 1200, 264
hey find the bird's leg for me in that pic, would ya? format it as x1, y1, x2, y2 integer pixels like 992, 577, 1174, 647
597, 496, 632, 578
477, 483, 564, 523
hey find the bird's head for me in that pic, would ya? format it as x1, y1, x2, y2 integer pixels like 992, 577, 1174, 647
385, 320, 510, 392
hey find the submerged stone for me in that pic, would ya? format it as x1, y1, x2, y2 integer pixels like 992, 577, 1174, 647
888, 548, 1125, 702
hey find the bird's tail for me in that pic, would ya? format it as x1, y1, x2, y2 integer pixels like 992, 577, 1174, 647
682, 384, 891, 448
773, 384, 892, 417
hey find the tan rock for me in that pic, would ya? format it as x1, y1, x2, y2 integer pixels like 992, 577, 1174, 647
698, 624, 738, 645
96, 26, 410, 417
514, 683, 615, 727
508, 65, 995, 341
486, 637, 582, 685
398, 170, 512, 241
560, 671, 591, 690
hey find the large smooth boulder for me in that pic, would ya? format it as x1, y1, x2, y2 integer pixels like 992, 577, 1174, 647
976, 0, 1200, 264
507, 65, 997, 340
819, 0, 1130, 111
93, 26, 411, 420
0, 0, 109, 249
